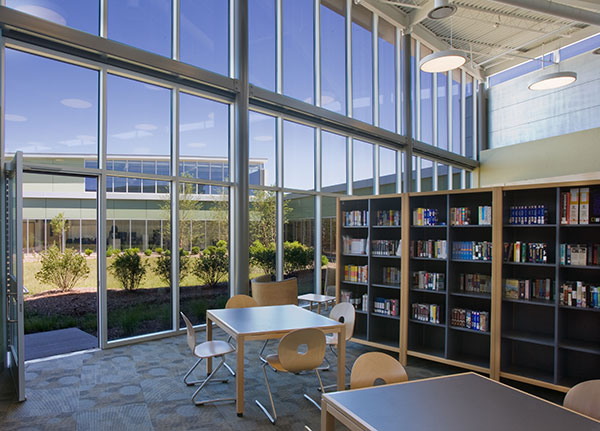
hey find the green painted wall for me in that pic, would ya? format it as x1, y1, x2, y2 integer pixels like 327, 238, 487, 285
478, 127, 600, 186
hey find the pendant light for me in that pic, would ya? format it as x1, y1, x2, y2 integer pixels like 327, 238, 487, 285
528, 49, 577, 91
419, 11, 466, 73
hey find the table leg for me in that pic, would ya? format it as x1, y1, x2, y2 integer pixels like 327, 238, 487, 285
309, 301, 313, 312
317, 302, 322, 315
321, 399, 335, 431
206, 317, 213, 375
236, 336, 245, 416
337, 326, 346, 391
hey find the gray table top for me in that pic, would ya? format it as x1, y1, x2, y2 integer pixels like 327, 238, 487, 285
298, 293, 336, 302
323, 373, 600, 431
207, 304, 342, 336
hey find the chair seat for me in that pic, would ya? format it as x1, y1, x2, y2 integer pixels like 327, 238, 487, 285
265, 354, 288, 372
326, 334, 338, 345
194, 340, 234, 359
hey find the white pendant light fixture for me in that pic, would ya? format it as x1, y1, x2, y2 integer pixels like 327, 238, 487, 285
528, 71, 577, 91
419, 5, 466, 74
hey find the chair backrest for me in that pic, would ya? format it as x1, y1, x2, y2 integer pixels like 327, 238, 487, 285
253, 274, 272, 283
329, 302, 355, 341
324, 265, 336, 297
350, 352, 408, 390
277, 328, 326, 373
563, 379, 600, 420
180, 312, 196, 353
226, 294, 258, 309
251, 277, 299, 306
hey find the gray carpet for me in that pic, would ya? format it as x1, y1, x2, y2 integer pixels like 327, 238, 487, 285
0, 328, 565, 430
25, 328, 98, 361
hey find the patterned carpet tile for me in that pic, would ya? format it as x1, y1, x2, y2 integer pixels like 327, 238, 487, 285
75, 403, 153, 431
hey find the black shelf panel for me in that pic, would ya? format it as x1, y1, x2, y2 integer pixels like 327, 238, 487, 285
371, 255, 402, 259
372, 225, 401, 229
501, 365, 555, 384
559, 265, 600, 270
409, 318, 446, 328
559, 339, 600, 355
411, 257, 447, 262
502, 330, 554, 347
502, 298, 556, 307
449, 326, 490, 336
342, 253, 368, 258
410, 288, 446, 295
503, 262, 555, 267
559, 305, 600, 313
341, 281, 368, 286
372, 283, 401, 290
342, 225, 368, 229
503, 224, 557, 228
372, 313, 401, 320
448, 354, 490, 370
407, 345, 445, 359
355, 309, 368, 315
451, 259, 492, 264
450, 291, 491, 300
370, 338, 400, 349
410, 225, 447, 228
450, 224, 492, 228
559, 224, 600, 228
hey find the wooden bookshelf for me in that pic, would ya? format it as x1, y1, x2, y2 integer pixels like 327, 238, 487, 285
336, 180, 600, 391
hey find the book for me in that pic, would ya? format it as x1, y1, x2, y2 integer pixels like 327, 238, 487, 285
560, 192, 569, 225
591, 188, 600, 223
579, 187, 589, 224
569, 188, 579, 224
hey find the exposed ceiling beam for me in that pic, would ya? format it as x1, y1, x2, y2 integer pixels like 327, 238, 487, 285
406, 0, 434, 27
379, 0, 421, 9
489, 0, 600, 27
454, 2, 570, 25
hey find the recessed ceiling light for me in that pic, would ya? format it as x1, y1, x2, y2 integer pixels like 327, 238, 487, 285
419, 50, 467, 73
528, 71, 577, 91
428, 0, 457, 20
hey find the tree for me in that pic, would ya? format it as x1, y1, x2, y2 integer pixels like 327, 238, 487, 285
50, 213, 69, 252
160, 181, 203, 251
109, 249, 148, 291
154, 249, 190, 286
35, 245, 89, 292
195, 240, 229, 287
249, 190, 292, 246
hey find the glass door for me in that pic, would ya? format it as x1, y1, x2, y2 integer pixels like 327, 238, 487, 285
3, 151, 25, 401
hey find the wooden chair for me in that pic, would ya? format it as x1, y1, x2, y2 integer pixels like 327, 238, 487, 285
221, 295, 259, 377
320, 302, 355, 376
563, 379, 600, 420
180, 312, 235, 405
251, 277, 299, 306
255, 328, 327, 424
324, 265, 336, 298
350, 351, 408, 390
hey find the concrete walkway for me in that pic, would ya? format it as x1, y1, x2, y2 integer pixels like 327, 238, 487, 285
25, 328, 98, 361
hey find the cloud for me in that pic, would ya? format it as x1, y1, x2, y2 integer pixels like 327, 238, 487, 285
135, 123, 158, 131
185, 142, 207, 148
5, 114, 27, 122
61, 98, 92, 109
180, 120, 214, 132
112, 130, 152, 140
15, 5, 66, 26
253, 135, 273, 142
20, 142, 52, 152
59, 135, 96, 147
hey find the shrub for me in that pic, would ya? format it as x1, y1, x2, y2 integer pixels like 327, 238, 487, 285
191, 246, 200, 255
196, 240, 229, 288
249, 240, 276, 275
109, 248, 148, 291
155, 247, 163, 255
154, 249, 190, 286
35, 245, 90, 292
84, 248, 93, 256
249, 240, 319, 275
321, 255, 329, 266
131, 247, 140, 254
144, 248, 152, 256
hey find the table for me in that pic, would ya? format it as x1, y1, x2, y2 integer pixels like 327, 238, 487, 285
321, 372, 600, 431
206, 304, 346, 416
298, 293, 336, 314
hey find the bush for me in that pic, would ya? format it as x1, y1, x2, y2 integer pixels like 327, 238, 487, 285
321, 255, 329, 266
249, 240, 322, 275
191, 246, 200, 255
249, 240, 276, 275
196, 240, 229, 288
155, 247, 163, 255
154, 248, 190, 286
84, 248, 93, 256
109, 248, 148, 291
35, 245, 90, 292
144, 249, 152, 256
131, 247, 140, 254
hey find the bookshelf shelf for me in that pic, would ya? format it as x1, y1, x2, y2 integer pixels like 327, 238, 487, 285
451, 224, 492, 228
501, 366, 555, 385
451, 259, 491, 264
411, 257, 447, 262
559, 339, 600, 355
558, 224, 599, 228
450, 292, 491, 300
371, 283, 401, 290
559, 265, 600, 270
341, 253, 368, 258
410, 288, 446, 295
342, 225, 368, 229
372, 313, 401, 320
503, 262, 555, 267
371, 255, 402, 259
372, 225, 401, 229
449, 326, 490, 336
408, 319, 445, 328
355, 309, 368, 315
410, 225, 447, 228
502, 297, 556, 307
502, 330, 554, 347
341, 281, 368, 286
559, 305, 600, 312
503, 224, 557, 228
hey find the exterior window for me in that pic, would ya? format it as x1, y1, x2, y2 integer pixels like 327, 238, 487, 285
452, 70, 461, 154
437, 72, 448, 150
249, 0, 276, 91
6, 0, 99, 35
283, 0, 314, 104
352, 6, 373, 124
249, 111, 276, 187
321, 0, 346, 114
420, 45, 433, 145
353, 140, 373, 195
322, 131, 346, 193
283, 121, 315, 190
378, 19, 396, 132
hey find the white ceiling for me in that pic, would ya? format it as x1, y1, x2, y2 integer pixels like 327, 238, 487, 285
366, 0, 600, 78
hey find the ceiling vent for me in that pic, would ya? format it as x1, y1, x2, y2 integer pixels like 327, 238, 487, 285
427, 0, 457, 20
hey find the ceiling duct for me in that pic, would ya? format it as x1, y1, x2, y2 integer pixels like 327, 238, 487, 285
489, 0, 600, 27
428, 0, 457, 20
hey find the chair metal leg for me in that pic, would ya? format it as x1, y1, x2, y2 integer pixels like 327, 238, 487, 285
319, 346, 351, 392
221, 335, 236, 376
303, 369, 325, 411
255, 362, 277, 424
259, 339, 270, 364
183, 358, 203, 386
191, 356, 235, 406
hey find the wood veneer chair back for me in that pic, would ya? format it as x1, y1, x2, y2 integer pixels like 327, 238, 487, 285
350, 352, 408, 390
251, 277, 299, 306
226, 294, 258, 309
329, 302, 355, 341
180, 311, 197, 353
563, 379, 600, 420
324, 265, 336, 297
277, 328, 326, 373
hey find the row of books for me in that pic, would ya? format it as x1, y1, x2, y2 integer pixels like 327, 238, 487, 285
374, 297, 399, 316
503, 278, 553, 301
412, 271, 445, 291
450, 308, 489, 332
412, 208, 441, 226
411, 303, 442, 324
458, 273, 491, 294
560, 187, 600, 225
560, 243, 600, 266
375, 210, 401, 226
344, 265, 368, 283
503, 242, 548, 264
342, 236, 367, 255
508, 205, 548, 225
371, 239, 402, 256
340, 290, 367, 311
560, 282, 600, 308
343, 210, 368, 227
452, 241, 492, 261
449, 206, 492, 226
382, 266, 401, 285
410, 240, 447, 259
